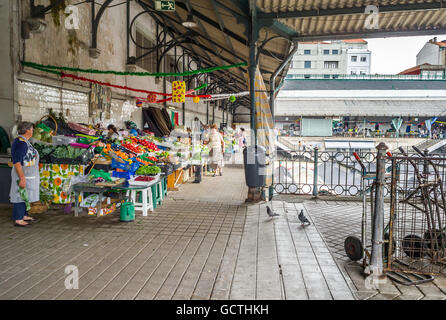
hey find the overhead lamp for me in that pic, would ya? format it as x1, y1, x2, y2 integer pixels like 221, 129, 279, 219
25, 18, 47, 33
182, 14, 197, 28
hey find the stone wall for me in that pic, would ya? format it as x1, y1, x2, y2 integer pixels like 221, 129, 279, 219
15, 0, 229, 131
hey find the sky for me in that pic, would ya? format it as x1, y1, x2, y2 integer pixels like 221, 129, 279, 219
367, 34, 446, 74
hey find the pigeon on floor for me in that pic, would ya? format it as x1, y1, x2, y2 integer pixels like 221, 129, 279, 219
298, 209, 311, 226
266, 206, 280, 219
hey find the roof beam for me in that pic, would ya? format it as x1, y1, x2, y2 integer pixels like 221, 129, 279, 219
293, 27, 446, 42
257, 2, 445, 20
174, 1, 286, 60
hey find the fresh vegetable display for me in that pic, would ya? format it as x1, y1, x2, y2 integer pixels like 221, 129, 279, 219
33, 127, 53, 143
121, 142, 143, 154
130, 137, 159, 152
33, 143, 54, 157
52, 145, 86, 159
135, 165, 161, 176
156, 151, 170, 159
135, 176, 155, 182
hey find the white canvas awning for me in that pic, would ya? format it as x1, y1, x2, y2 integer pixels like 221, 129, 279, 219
324, 141, 350, 149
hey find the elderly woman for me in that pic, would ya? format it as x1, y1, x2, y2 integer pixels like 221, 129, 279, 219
10, 122, 40, 227
208, 124, 225, 177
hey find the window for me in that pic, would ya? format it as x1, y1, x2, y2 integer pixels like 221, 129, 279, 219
351, 56, 357, 62
324, 61, 339, 69
323, 49, 330, 55
304, 61, 311, 68
304, 49, 311, 55
351, 71, 357, 75
361, 56, 367, 62
332, 49, 339, 54
323, 75, 330, 79
332, 75, 339, 79
360, 71, 366, 75
135, 30, 159, 73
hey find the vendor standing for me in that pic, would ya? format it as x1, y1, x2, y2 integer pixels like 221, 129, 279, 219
10, 122, 39, 227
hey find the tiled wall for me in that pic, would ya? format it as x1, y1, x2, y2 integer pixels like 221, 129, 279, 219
18, 80, 142, 129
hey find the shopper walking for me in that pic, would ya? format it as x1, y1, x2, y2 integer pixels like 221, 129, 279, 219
209, 124, 225, 177
10, 122, 39, 227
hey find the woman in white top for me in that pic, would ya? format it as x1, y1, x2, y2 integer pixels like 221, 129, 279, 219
208, 124, 225, 176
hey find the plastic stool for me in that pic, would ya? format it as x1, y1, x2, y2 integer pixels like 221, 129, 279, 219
161, 176, 167, 197
151, 184, 162, 209
126, 187, 153, 216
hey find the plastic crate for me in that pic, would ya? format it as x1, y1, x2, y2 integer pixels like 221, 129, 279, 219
112, 170, 133, 180
111, 158, 140, 173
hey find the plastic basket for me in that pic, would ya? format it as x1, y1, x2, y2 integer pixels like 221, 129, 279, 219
52, 135, 77, 146
77, 137, 93, 145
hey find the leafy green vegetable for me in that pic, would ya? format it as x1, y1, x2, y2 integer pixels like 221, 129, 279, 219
136, 165, 161, 175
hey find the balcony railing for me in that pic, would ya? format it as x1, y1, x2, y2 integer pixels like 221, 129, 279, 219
285, 74, 446, 80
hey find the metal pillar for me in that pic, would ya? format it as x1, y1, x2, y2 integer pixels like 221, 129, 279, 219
270, 42, 298, 120
248, 0, 258, 146
313, 147, 319, 197
182, 54, 186, 126
368, 142, 388, 276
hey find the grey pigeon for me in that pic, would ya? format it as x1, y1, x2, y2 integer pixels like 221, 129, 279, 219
266, 206, 279, 218
298, 210, 311, 226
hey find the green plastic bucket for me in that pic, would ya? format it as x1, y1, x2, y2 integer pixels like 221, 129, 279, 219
120, 201, 135, 222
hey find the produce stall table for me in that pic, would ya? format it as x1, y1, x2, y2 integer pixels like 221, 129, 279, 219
112, 177, 159, 216
39, 163, 86, 204
72, 179, 124, 217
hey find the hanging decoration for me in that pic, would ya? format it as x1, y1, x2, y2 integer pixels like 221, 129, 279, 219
193, 96, 200, 103
136, 100, 143, 108
22, 61, 247, 77
200, 91, 249, 102
171, 81, 186, 103
147, 94, 157, 103
229, 95, 236, 103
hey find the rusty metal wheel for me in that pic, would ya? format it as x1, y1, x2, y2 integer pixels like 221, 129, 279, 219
344, 236, 363, 261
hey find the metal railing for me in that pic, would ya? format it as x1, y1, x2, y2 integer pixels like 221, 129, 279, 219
273, 148, 446, 198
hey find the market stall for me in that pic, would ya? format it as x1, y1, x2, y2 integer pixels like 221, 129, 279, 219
22, 110, 202, 217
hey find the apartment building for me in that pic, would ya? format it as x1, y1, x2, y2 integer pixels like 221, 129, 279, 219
287, 39, 371, 79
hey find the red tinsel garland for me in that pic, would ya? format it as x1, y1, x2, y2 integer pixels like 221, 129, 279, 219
61, 72, 172, 96
61, 72, 213, 102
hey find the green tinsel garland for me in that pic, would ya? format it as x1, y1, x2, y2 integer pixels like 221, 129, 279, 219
22, 61, 247, 77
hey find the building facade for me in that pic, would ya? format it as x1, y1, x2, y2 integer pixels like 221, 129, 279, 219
0, 1, 232, 137
417, 37, 446, 67
287, 39, 371, 79
275, 79, 446, 137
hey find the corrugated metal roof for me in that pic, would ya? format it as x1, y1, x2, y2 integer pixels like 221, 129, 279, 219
281, 79, 446, 90
276, 99, 446, 117
137, 1, 446, 107
257, 0, 446, 41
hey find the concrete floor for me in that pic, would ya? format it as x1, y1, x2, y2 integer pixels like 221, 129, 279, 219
0, 166, 355, 300
3, 159, 442, 300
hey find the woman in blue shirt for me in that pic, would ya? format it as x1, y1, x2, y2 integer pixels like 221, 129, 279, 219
10, 122, 40, 227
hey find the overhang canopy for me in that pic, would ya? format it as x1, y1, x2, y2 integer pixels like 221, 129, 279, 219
139, 1, 446, 107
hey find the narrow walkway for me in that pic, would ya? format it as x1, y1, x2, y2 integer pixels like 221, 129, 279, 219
0, 164, 354, 300
305, 200, 446, 300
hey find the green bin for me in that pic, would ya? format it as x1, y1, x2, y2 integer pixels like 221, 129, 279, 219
120, 201, 135, 222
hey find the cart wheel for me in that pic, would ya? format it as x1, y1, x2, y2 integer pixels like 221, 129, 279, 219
344, 236, 363, 261
423, 229, 446, 251
384, 233, 395, 258
402, 234, 426, 259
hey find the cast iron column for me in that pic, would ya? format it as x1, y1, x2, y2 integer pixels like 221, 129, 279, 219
368, 142, 388, 276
